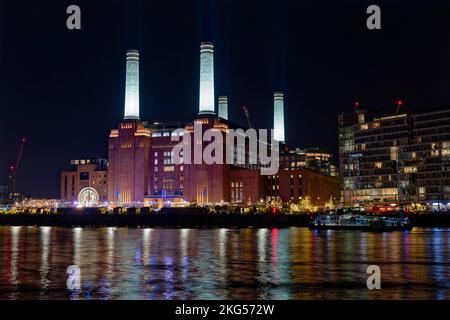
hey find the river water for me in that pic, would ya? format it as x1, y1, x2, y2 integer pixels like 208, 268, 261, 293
0, 226, 448, 300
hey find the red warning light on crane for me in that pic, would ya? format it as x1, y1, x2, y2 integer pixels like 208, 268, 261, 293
395, 99, 404, 113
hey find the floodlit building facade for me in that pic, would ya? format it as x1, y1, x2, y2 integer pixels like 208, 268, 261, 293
280, 147, 338, 177
60, 158, 108, 206
61, 42, 339, 208
339, 107, 450, 206
267, 168, 340, 206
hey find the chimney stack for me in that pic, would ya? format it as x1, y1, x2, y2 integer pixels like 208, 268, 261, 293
218, 96, 228, 120
198, 42, 215, 115
273, 92, 285, 143
124, 50, 140, 120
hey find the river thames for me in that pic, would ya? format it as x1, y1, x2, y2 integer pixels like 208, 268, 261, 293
0, 226, 448, 300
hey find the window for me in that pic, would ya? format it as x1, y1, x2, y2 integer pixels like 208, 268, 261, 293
163, 178, 175, 191
375, 162, 382, 169
298, 175, 303, 198
404, 166, 417, 173
418, 187, 426, 198
231, 182, 244, 203
80, 172, 89, 180
358, 113, 365, 124
64, 175, 68, 197
390, 147, 398, 161
290, 175, 294, 198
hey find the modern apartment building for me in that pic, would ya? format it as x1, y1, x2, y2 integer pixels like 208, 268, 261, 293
339, 106, 450, 206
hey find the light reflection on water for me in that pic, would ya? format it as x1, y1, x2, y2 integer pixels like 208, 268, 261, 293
0, 226, 449, 300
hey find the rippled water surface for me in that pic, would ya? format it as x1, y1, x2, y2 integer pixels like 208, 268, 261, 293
0, 226, 449, 299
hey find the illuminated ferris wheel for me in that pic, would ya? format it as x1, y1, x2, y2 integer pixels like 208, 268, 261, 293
77, 187, 99, 207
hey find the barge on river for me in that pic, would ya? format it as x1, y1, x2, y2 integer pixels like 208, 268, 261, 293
309, 214, 413, 231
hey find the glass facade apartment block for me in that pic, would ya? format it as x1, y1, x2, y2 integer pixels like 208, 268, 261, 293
339, 107, 450, 206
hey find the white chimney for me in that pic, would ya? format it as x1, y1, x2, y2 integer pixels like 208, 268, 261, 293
218, 96, 228, 120
198, 42, 215, 115
273, 92, 285, 143
124, 50, 140, 120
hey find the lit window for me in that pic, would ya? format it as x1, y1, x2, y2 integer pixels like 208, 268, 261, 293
418, 187, 426, 196
404, 166, 417, 173
390, 147, 398, 161
358, 113, 365, 124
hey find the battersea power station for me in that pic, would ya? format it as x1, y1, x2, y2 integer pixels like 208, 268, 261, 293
61, 43, 340, 208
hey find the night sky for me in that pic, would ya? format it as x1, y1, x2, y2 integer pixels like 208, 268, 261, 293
1, 0, 450, 198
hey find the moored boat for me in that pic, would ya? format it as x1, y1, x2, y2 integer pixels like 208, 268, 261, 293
309, 214, 413, 231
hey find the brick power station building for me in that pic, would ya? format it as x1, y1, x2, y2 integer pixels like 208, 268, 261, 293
62, 43, 340, 208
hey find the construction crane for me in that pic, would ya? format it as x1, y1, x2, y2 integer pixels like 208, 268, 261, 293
396, 98, 404, 114
354, 101, 360, 113
8, 137, 27, 200
242, 106, 253, 129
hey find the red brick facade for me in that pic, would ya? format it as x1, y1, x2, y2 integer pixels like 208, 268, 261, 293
61, 160, 108, 205
267, 168, 340, 206
105, 116, 339, 207
108, 121, 150, 205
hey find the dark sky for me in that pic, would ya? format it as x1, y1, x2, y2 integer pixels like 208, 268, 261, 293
1, 0, 450, 198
